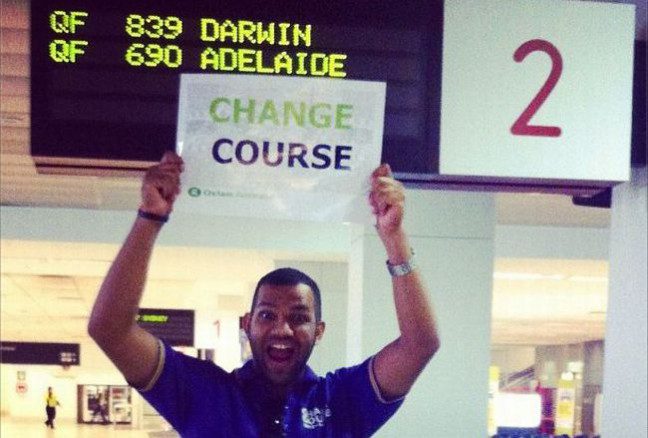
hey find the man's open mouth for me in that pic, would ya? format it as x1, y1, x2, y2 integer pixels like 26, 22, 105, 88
266, 343, 295, 362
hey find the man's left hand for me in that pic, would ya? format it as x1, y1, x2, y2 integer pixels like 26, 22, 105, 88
369, 164, 405, 239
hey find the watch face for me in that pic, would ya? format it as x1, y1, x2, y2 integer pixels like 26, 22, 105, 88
394, 264, 411, 276
387, 250, 416, 277
387, 257, 416, 277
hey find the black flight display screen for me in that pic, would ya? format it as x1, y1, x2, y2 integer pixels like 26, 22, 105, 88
30, 1, 443, 176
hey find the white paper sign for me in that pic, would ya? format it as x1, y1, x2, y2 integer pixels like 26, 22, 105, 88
174, 74, 386, 223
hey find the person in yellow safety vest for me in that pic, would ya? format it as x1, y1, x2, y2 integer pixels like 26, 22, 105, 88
44, 387, 61, 429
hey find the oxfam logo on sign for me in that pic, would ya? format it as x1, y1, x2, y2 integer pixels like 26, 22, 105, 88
188, 187, 202, 197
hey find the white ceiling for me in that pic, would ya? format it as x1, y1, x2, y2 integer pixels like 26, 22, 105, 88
2, 0, 637, 348
0, 240, 273, 343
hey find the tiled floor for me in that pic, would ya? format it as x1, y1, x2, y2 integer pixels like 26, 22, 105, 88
0, 417, 166, 437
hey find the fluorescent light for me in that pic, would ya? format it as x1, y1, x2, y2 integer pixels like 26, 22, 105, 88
493, 272, 565, 281
568, 276, 608, 283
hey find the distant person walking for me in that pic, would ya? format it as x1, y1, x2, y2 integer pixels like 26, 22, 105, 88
44, 387, 60, 429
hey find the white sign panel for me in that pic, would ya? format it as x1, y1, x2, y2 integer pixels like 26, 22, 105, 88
494, 392, 542, 428
175, 74, 386, 223
440, 0, 635, 182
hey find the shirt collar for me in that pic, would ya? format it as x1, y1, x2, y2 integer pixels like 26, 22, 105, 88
236, 359, 319, 386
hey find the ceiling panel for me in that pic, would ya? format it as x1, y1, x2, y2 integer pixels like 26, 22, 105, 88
0, 76, 28, 95
0, 0, 28, 29
492, 318, 606, 345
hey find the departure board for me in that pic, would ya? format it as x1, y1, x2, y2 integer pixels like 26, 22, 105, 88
30, 1, 443, 176
0, 341, 80, 365
136, 308, 195, 347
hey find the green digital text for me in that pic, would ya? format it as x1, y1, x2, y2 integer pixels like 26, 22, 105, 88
49, 39, 88, 63
200, 48, 347, 77
136, 314, 169, 323
200, 19, 311, 47
125, 14, 183, 39
49, 10, 88, 34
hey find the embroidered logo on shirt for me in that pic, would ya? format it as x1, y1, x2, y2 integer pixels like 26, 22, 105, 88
301, 407, 332, 429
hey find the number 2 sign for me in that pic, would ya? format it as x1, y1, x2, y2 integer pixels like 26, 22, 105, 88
439, 0, 635, 183
511, 39, 562, 138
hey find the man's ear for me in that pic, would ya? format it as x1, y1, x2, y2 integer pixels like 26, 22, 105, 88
242, 312, 252, 337
315, 321, 326, 343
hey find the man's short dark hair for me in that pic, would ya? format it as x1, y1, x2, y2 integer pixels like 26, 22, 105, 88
251, 268, 322, 321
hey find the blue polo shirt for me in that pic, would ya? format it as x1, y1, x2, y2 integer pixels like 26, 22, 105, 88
137, 341, 403, 437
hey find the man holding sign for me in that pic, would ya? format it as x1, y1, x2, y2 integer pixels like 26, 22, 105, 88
89, 151, 440, 437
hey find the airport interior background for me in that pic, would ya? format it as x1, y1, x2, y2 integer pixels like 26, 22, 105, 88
0, 204, 622, 438
1, 0, 646, 437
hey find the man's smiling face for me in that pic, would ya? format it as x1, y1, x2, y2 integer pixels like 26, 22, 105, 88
245, 283, 325, 387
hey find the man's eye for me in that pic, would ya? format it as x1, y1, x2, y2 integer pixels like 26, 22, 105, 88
291, 314, 310, 324
258, 311, 275, 321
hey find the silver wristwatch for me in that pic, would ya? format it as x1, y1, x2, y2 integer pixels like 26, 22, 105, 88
386, 251, 417, 277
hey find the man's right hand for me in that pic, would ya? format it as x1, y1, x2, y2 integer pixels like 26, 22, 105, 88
140, 151, 184, 216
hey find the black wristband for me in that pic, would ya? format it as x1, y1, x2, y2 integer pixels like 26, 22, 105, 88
137, 209, 169, 223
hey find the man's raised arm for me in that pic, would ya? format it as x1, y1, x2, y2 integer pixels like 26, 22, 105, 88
88, 151, 184, 388
369, 164, 440, 401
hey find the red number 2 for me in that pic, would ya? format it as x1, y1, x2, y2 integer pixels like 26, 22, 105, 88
511, 39, 563, 137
